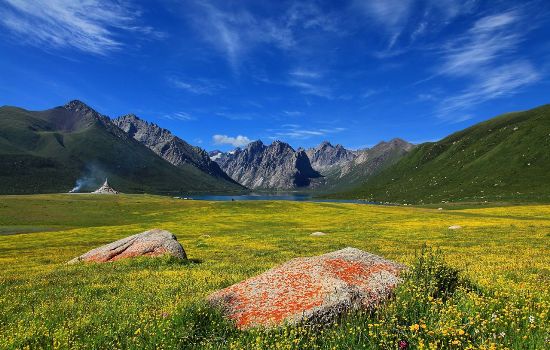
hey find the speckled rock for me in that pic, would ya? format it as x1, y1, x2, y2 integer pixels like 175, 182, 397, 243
68, 229, 186, 264
310, 231, 327, 236
207, 248, 405, 329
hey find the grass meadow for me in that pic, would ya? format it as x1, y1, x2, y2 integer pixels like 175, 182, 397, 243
0, 194, 548, 349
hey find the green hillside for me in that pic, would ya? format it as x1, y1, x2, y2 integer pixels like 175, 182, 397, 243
320, 139, 414, 193
330, 104, 550, 203
0, 103, 243, 194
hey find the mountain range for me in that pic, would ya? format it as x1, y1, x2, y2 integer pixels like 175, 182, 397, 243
304, 141, 357, 173
1, 100, 549, 203
210, 138, 415, 191
0, 101, 242, 194
212, 140, 321, 189
112, 114, 236, 184
330, 104, 550, 203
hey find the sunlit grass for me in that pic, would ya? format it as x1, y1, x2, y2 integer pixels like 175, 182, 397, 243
0, 194, 548, 349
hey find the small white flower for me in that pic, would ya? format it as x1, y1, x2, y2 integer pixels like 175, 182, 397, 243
528, 315, 535, 324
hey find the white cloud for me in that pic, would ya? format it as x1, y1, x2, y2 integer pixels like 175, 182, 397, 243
356, 0, 477, 54
287, 79, 332, 99
285, 2, 341, 33
169, 77, 224, 95
361, 89, 382, 99
440, 11, 522, 76
438, 61, 540, 116
187, 1, 340, 71
289, 69, 322, 79
417, 93, 437, 102
356, 0, 412, 31
282, 111, 303, 117
271, 125, 346, 140
435, 10, 540, 119
354, 0, 413, 48
426, 0, 478, 22
0, 0, 158, 55
162, 112, 196, 121
189, 2, 293, 70
215, 112, 255, 121
213, 134, 252, 147
287, 68, 332, 98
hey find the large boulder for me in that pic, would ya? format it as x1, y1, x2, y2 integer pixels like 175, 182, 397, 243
207, 247, 405, 329
68, 229, 186, 264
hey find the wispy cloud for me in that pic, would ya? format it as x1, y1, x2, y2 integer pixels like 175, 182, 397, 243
213, 134, 252, 147
426, 0, 478, 21
186, 1, 341, 71
417, 93, 437, 102
354, 0, 413, 48
435, 10, 540, 119
161, 112, 196, 121
287, 79, 332, 99
439, 11, 522, 76
289, 69, 322, 79
356, 0, 477, 55
168, 77, 225, 95
285, 2, 341, 33
438, 61, 539, 116
361, 88, 384, 99
0, 0, 159, 55
269, 125, 346, 140
215, 112, 255, 121
282, 110, 303, 117
188, 2, 292, 71
287, 68, 332, 98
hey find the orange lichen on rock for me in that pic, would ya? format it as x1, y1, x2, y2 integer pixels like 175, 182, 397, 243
325, 258, 402, 287
207, 247, 405, 329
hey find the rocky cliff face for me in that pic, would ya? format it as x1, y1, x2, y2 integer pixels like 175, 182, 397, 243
215, 140, 321, 189
338, 138, 415, 179
305, 141, 357, 173
113, 114, 236, 183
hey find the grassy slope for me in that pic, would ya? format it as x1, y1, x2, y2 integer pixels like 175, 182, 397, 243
317, 146, 412, 194
330, 104, 550, 203
0, 107, 243, 194
0, 195, 548, 348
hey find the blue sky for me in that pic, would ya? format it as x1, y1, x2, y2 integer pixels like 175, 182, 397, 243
1, 0, 549, 151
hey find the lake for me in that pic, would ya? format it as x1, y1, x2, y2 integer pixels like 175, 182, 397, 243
177, 193, 376, 205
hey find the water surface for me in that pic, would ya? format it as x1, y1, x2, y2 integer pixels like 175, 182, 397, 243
178, 193, 375, 205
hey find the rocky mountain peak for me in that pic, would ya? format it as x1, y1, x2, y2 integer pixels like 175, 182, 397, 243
113, 115, 237, 184
306, 141, 357, 173
64, 100, 94, 113
335, 137, 415, 180
117, 113, 140, 123
213, 139, 321, 189
371, 138, 415, 153
246, 140, 265, 150
53, 100, 113, 132
270, 140, 294, 152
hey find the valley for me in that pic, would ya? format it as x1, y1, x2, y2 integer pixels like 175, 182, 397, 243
2, 101, 549, 205
2, 1, 550, 349
0, 194, 548, 348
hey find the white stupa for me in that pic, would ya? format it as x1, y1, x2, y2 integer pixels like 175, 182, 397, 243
91, 178, 119, 194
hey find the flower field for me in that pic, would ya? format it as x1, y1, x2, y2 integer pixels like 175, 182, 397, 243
0, 194, 548, 349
